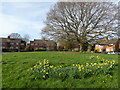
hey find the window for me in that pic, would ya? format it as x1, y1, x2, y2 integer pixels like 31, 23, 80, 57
39, 43, 46, 46
10, 43, 14, 45
2, 47, 5, 49
35, 43, 38, 45
21, 43, 24, 45
16, 43, 19, 45
0, 47, 2, 49
31, 43, 34, 45
106, 48, 110, 51
10, 47, 14, 49
16, 47, 19, 49
2, 42, 6, 45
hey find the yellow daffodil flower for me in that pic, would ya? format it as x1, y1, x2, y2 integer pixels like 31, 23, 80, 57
73, 64, 75, 66
82, 67, 84, 69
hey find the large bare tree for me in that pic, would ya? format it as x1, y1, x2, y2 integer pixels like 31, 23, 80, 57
42, 2, 118, 51
23, 34, 30, 42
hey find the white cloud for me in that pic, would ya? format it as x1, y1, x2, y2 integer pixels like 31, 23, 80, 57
1, 0, 58, 2
0, 2, 56, 40
0, 13, 45, 39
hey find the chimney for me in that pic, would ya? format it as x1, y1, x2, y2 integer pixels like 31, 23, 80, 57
8, 36, 10, 39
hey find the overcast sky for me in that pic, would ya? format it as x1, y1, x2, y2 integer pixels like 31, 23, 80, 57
0, 1, 57, 40
0, 0, 119, 41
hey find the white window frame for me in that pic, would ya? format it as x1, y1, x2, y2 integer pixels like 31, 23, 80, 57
31, 43, 34, 45
10, 47, 14, 49
35, 43, 38, 45
21, 43, 24, 45
2, 47, 5, 49
39, 47, 43, 49
2, 42, 6, 45
16, 43, 19, 45
106, 48, 110, 51
10, 43, 14, 45
16, 47, 19, 49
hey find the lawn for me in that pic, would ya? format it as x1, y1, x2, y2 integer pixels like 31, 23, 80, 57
2, 51, 119, 88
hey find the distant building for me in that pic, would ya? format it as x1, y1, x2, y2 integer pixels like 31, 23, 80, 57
0, 36, 26, 52
95, 39, 120, 52
29, 39, 57, 51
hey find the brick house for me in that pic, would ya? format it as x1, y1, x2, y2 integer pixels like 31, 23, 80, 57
29, 39, 57, 51
0, 36, 26, 52
95, 39, 120, 53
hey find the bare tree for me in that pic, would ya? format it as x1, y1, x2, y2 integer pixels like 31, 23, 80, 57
9, 33, 22, 39
23, 34, 30, 42
41, 2, 118, 51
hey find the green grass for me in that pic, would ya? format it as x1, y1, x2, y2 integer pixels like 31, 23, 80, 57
2, 51, 118, 88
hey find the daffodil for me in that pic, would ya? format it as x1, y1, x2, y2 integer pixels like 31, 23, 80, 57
44, 66, 46, 68
50, 65, 53, 68
82, 67, 84, 69
110, 65, 112, 68
59, 65, 62, 68
81, 65, 83, 67
34, 65, 36, 68
90, 70, 92, 72
110, 75, 112, 78
43, 70, 46, 72
44, 59, 47, 61
112, 60, 115, 62
78, 67, 81, 69
46, 72, 48, 74
98, 66, 100, 68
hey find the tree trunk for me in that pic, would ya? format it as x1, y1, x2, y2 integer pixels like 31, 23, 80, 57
79, 43, 89, 52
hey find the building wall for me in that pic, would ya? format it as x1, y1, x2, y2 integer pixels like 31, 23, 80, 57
95, 45, 106, 52
106, 45, 115, 52
30, 41, 57, 51
115, 43, 120, 52
95, 44, 119, 53
1, 38, 26, 52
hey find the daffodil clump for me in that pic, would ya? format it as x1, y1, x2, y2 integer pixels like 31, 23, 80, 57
30, 59, 63, 80
30, 56, 118, 81
72, 56, 118, 78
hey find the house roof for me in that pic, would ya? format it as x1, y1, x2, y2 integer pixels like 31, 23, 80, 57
98, 39, 119, 44
30, 39, 56, 45
0, 38, 25, 43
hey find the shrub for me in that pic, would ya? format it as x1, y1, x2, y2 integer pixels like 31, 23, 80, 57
2, 49, 18, 52
63, 49, 68, 51
87, 49, 91, 52
72, 49, 79, 52
34, 48, 46, 51
95, 48, 100, 53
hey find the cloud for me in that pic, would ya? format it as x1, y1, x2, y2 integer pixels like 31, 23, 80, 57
1, 0, 58, 2
0, 2, 56, 40
0, 13, 45, 39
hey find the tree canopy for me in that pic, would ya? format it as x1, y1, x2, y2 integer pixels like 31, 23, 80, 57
42, 2, 118, 51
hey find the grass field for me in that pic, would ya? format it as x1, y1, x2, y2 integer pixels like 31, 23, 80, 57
2, 51, 118, 88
